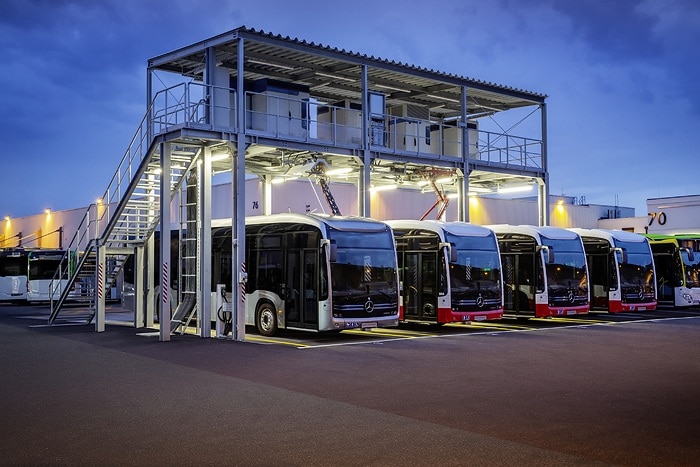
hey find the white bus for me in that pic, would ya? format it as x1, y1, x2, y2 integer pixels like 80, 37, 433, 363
387, 220, 503, 324
0, 248, 28, 303
489, 225, 589, 318
572, 229, 657, 312
211, 213, 400, 336
644, 234, 700, 307
27, 249, 72, 303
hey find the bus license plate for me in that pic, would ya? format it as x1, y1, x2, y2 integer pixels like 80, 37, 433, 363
474, 315, 487, 322
566, 310, 576, 315
361, 322, 377, 329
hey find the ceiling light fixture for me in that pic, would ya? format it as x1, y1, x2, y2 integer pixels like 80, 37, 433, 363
498, 184, 533, 194
369, 184, 397, 193
316, 72, 355, 82
427, 94, 460, 104
247, 58, 295, 70
325, 167, 353, 176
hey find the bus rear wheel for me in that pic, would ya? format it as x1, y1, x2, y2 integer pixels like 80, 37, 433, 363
256, 302, 278, 337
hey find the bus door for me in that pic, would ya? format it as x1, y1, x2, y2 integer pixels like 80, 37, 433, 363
501, 253, 535, 315
587, 253, 611, 310
403, 251, 438, 321
649, 246, 677, 304
284, 249, 318, 329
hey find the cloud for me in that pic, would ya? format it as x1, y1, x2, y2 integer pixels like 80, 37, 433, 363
0, 0, 698, 219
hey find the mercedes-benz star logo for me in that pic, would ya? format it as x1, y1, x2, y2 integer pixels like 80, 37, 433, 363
476, 294, 484, 308
364, 299, 375, 314
568, 290, 575, 303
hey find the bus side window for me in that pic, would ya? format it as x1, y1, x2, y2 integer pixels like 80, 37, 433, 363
535, 259, 545, 294
319, 248, 329, 301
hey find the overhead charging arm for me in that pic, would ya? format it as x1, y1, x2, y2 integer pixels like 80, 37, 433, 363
308, 159, 342, 216
420, 179, 449, 220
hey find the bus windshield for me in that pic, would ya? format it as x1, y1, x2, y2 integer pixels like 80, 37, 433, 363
616, 240, 655, 288
0, 253, 27, 277
681, 248, 700, 288
29, 253, 66, 280
444, 232, 501, 300
541, 236, 588, 305
328, 228, 398, 316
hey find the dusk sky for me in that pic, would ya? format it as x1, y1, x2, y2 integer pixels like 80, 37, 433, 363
1, 0, 698, 219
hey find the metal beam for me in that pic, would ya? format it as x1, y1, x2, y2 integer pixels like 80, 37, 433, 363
159, 142, 172, 342
199, 147, 212, 338
233, 37, 247, 342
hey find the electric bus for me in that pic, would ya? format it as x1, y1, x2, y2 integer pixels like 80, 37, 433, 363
211, 213, 400, 336
489, 225, 589, 318
27, 249, 73, 303
387, 220, 503, 324
572, 229, 656, 312
644, 234, 700, 307
0, 248, 29, 303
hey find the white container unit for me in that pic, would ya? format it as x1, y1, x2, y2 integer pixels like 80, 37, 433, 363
248, 79, 309, 139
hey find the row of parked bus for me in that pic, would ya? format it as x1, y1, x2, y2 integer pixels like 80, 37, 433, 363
0, 248, 74, 303
2, 214, 698, 337
207, 214, 700, 336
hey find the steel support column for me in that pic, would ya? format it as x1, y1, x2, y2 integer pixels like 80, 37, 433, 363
358, 65, 370, 217
95, 242, 106, 332
145, 233, 155, 328
460, 85, 469, 222
159, 142, 172, 342
134, 245, 144, 328
262, 175, 273, 216
232, 37, 247, 341
199, 146, 212, 338
457, 174, 467, 222
539, 103, 549, 226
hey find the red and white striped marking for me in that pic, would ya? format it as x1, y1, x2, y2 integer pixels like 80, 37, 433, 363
97, 263, 104, 299
162, 262, 169, 303
240, 262, 246, 303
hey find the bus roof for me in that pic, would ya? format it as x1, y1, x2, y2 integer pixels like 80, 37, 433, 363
387, 220, 494, 239
571, 228, 648, 245
28, 249, 66, 259
0, 248, 28, 257
213, 213, 391, 233
488, 224, 580, 241
646, 233, 700, 240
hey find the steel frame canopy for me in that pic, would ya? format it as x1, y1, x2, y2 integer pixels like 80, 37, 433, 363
147, 25, 548, 200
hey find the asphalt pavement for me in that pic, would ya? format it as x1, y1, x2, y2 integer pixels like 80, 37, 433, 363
1, 304, 699, 466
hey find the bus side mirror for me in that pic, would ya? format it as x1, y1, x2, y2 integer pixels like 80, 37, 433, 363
539, 245, 554, 264
322, 239, 338, 262
614, 247, 628, 264
440, 242, 458, 263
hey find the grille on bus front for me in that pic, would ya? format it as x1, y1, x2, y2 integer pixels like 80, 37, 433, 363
622, 285, 656, 304
332, 301, 397, 319
549, 289, 588, 307
452, 298, 502, 311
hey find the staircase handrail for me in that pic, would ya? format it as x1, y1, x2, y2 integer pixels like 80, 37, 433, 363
48, 81, 235, 322
48, 83, 189, 304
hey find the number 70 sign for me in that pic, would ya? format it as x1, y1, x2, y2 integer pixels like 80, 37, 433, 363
648, 211, 667, 226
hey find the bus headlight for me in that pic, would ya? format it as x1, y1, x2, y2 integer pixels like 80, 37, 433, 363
682, 293, 693, 303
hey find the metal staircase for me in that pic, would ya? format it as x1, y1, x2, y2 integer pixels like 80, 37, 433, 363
169, 171, 199, 334
47, 82, 209, 325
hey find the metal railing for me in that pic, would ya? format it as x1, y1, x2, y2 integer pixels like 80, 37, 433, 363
243, 90, 543, 168
472, 131, 543, 169
49, 82, 237, 313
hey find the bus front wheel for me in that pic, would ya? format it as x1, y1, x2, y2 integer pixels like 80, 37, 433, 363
256, 302, 279, 337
